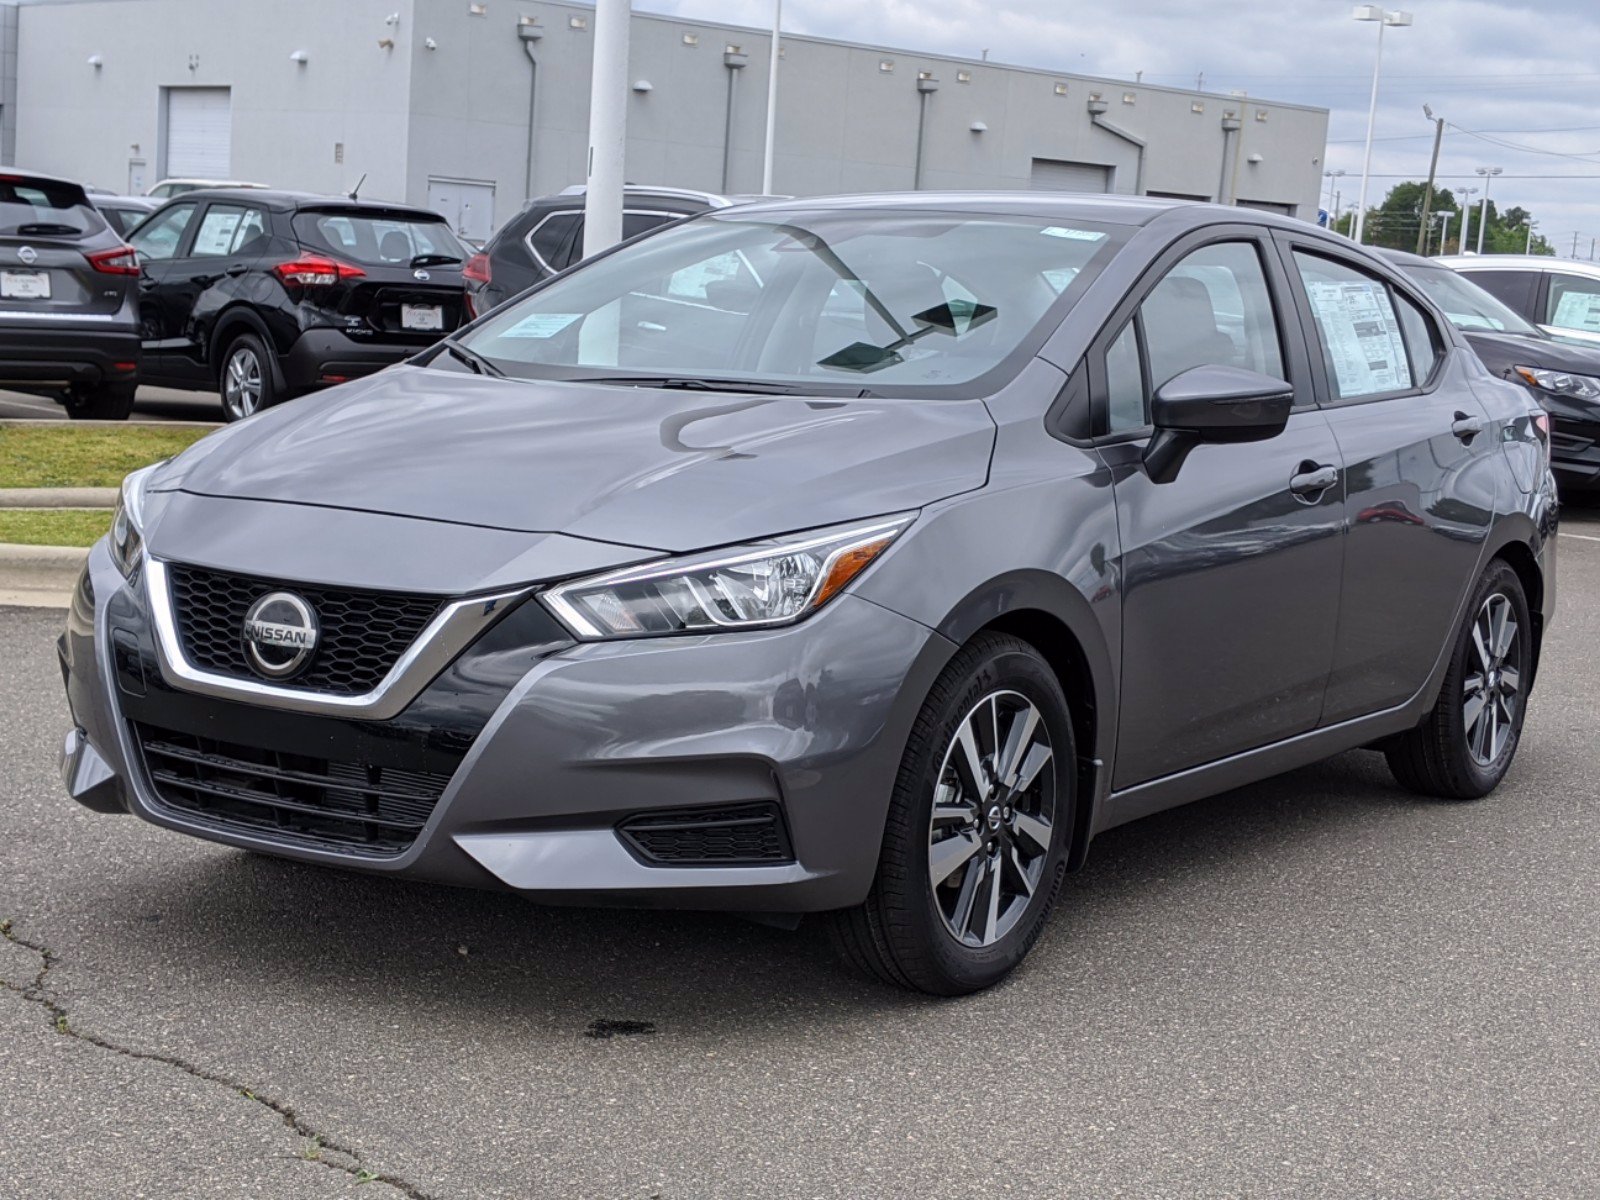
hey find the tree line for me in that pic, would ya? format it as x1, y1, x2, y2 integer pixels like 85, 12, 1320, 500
1330, 180, 1554, 256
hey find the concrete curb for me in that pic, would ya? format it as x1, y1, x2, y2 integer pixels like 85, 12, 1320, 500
0, 417, 221, 429
0, 543, 87, 609
0, 487, 120, 509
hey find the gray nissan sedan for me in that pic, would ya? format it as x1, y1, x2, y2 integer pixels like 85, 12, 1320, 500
59, 194, 1557, 994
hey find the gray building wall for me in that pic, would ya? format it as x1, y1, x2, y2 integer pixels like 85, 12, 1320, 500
15, 0, 1327, 231
0, 3, 17, 165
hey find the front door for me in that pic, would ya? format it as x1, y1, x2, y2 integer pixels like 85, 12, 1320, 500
1099, 233, 1345, 789
1280, 238, 1497, 723
157, 201, 269, 379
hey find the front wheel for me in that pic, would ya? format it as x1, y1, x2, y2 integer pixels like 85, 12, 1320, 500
219, 333, 277, 422
830, 633, 1075, 995
1385, 559, 1532, 799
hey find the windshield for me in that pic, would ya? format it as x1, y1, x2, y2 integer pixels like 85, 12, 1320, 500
1406, 264, 1539, 335
455, 209, 1130, 393
293, 211, 467, 267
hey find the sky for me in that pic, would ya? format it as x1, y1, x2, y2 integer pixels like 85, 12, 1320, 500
647, 0, 1600, 258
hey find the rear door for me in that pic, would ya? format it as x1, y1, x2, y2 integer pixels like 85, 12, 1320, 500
1096, 229, 1345, 788
1277, 234, 1497, 723
291, 207, 470, 343
158, 200, 271, 378
0, 176, 127, 327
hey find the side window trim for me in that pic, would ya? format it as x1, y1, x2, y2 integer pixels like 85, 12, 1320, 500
1270, 232, 1446, 408
1074, 228, 1309, 441
131, 201, 201, 262
523, 208, 580, 274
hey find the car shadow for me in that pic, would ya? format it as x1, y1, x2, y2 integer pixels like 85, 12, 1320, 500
81, 745, 1447, 1039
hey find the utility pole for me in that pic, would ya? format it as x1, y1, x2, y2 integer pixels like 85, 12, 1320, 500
582, 0, 630, 260
1416, 104, 1444, 254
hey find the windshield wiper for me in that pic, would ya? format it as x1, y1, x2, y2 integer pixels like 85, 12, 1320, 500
572, 374, 874, 396
440, 340, 504, 378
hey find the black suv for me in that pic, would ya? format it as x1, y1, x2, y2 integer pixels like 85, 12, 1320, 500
129, 190, 470, 420
0, 170, 142, 420
464, 186, 745, 315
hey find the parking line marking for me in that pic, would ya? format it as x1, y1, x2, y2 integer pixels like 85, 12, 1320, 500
1560, 532, 1600, 543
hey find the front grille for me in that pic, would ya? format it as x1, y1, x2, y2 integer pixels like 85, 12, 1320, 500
617, 803, 793, 866
133, 723, 455, 856
167, 564, 443, 694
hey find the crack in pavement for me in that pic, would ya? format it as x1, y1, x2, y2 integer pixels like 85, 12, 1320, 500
0, 917, 439, 1200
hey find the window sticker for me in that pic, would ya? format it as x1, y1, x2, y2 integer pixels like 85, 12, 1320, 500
499, 312, 582, 339
1041, 226, 1106, 242
1304, 279, 1412, 396
193, 212, 242, 256
1551, 289, 1600, 333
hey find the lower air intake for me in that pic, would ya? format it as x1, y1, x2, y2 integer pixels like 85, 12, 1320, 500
617, 802, 793, 866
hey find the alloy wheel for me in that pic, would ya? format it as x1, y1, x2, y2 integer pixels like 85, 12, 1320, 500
1464, 592, 1521, 768
224, 347, 263, 419
927, 689, 1056, 948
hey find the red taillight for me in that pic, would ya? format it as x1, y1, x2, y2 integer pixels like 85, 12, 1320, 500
86, 245, 140, 275
272, 254, 365, 287
463, 252, 491, 284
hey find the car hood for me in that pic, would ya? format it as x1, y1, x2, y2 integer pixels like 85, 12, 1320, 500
152, 365, 996, 553
1464, 328, 1600, 374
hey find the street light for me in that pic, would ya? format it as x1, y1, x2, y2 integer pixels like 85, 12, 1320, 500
1457, 185, 1478, 254
1475, 165, 1502, 254
1525, 219, 1538, 255
1351, 6, 1412, 244
1323, 168, 1345, 218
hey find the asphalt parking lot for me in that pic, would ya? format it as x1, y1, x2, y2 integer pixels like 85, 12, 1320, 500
2, 508, 1597, 1199
0, 386, 220, 423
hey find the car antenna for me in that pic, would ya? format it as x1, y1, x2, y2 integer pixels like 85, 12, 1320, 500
347, 173, 367, 202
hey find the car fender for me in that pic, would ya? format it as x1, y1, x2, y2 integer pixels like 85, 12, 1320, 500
206, 304, 289, 392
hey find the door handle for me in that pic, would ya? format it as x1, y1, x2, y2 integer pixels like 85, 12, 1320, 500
224, 265, 249, 278
1290, 462, 1339, 498
190, 273, 220, 287
1451, 411, 1486, 442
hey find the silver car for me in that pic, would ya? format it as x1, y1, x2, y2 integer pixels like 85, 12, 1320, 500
60, 195, 1556, 993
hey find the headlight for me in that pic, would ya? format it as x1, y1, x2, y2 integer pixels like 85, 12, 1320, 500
543, 514, 914, 639
108, 464, 159, 577
1514, 366, 1600, 401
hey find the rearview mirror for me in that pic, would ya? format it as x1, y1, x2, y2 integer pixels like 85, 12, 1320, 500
1143, 365, 1293, 484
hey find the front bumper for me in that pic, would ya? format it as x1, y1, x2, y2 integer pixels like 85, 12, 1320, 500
60, 542, 952, 912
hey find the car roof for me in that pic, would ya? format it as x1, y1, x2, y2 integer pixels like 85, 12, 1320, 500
151, 188, 446, 218
1376, 248, 1440, 269
716, 190, 1271, 230
0, 167, 93, 192
1434, 253, 1598, 275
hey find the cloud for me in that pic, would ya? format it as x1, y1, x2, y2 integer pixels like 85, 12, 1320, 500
647, 0, 1600, 255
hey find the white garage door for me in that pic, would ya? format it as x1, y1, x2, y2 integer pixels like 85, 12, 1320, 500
1029, 158, 1113, 193
165, 87, 232, 179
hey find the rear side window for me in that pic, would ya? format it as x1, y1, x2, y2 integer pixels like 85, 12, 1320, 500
1459, 269, 1539, 320
1545, 272, 1600, 335
130, 202, 198, 261
0, 177, 102, 238
526, 210, 580, 272
189, 205, 267, 258
1294, 252, 1413, 400
293, 212, 466, 267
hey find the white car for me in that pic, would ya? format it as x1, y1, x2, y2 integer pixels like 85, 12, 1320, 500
145, 178, 269, 200
1435, 253, 1600, 348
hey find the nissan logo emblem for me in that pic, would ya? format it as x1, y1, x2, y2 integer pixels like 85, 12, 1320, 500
413, 268, 431, 281
17, 245, 37, 265
241, 591, 320, 679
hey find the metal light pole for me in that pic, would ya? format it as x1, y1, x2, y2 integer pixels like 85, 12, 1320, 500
582, 0, 631, 259
1525, 219, 1538, 255
1457, 185, 1477, 255
760, 0, 781, 194
1351, 6, 1413, 244
1435, 210, 1453, 257
1475, 165, 1502, 254
1323, 168, 1345, 219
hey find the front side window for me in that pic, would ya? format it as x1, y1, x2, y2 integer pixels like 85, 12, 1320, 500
1104, 321, 1145, 433
456, 210, 1130, 394
1545, 273, 1600, 335
1394, 292, 1442, 384
1141, 241, 1285, 393
1294, 252, 1413, 400
130, 202, 198, 261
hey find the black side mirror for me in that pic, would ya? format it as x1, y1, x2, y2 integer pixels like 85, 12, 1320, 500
1143, 364, 1293, 483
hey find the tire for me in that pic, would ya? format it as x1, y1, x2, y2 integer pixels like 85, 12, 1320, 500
61, 382, 135, 421
829, 632, 1076, 995
218, 333, 277, 422
1384, 558, 1532, 800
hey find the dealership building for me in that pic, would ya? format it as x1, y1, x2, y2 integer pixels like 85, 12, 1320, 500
10, 0, 1328, 242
